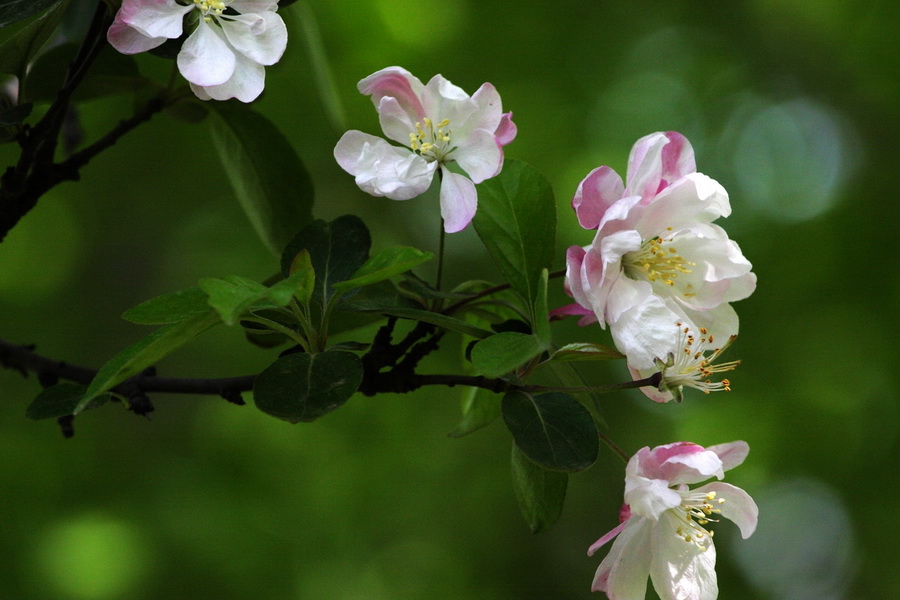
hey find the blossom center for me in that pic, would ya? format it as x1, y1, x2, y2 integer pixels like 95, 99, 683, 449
673, 489, 725, 550
409, 117, 455, 162
656, 323, 739, 398
194, 0, 227, 21
623, 231, 695, 289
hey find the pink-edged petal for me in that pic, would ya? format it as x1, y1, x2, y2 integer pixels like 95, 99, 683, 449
548, 302, 594, 320
588, 519, 630, 557
650, 512, 718, 600
117, 0, 191, 39
178, 23, 235, 87
439, 169, 477, 233
564, 245, 588, 305
359, 66, 426, 121
695, 481, 758, 538
705, 441, 750, 473
597, 518, 653, 599
107, 18, 165, 54
469, 82, 503, 133
657, 131, 696, 189
624, 132, 669, 203
454, 128, 503, 183
660, 449, 725, 486
494, 112, 517, 146
192, 51, 265, 102
630, 173, 730, 240
334, 131, 436, 200
573, 165, 625, 230
221, 12, 287, 66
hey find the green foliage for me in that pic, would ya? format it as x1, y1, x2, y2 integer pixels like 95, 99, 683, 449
0, 1, 65, 80
75, 311, 221, 414
26, 383, 108, 420
532, 268, 551, 346
510, 445, 568, 533
280, 215, 371, 306
501, 391, 599, 472
448, 387, 501, 438
546, 342, 624, 363
207, 104, 315, 255
0, 0, 62, 29
199, 275, 273, 326
331, 246, 434, 294
473, 160, 556, 320
121, 287, 211, 325
23, 44, 146, 103
253, 350, 363, 423
470, 332, 544, 378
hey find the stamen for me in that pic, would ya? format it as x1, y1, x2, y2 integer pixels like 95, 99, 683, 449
409, 117, 453, 161
656, 323, 740, 398
623, 235, 695, 287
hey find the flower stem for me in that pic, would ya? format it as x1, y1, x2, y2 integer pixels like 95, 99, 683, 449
599, 431, 630, 463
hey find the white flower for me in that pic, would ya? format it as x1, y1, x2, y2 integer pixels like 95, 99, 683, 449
630, 322, 740, 404
107, 0, 287, 102
589, 441, 758, 600
563, 132, 756, 374
334, 66, 516, 233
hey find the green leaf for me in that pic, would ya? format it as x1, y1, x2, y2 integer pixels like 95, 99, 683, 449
533, 268, 551, 346
332, 246, 434, 293
473, 159, 556, 314
470, 332, 544, 378
510, 445, 568, 533
207, 104, 314, 254
448, 386, 501, 438
121, 287, 211, 325
501, 391, 599, 472
351, 305, 494, 339
280, 215, 371, 305
0, 0, 61, 29
76, 311, 221, 413
253, 350, 362, 423
547, 360, 605, 426
546, 342, 625, 363
0, 2, 65, 80
26, 383, 109, 420
199, 275, 270, 326
23, 43, 146, 103
270, 250, 315, 306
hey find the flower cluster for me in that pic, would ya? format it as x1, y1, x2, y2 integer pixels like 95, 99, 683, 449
108, 0, 287, 102
559, 131, 756, 401
334, 67, 516, 233
589, 441, 758, 600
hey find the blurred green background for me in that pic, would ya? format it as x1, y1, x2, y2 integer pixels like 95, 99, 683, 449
2, 0, 898, 598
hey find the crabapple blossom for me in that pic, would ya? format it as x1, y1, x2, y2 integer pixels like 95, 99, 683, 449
588, 441, 758, 600
334, 66, 516, 233
560, 132, 756, 383
107, 0, 287, 102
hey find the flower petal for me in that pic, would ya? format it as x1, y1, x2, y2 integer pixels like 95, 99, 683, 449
107, 17, 166, 55
573, 165, 625, 230
625, 475, 683, 520
118, 0, 191, 40
695, 481, 758, 539
178, 22, 236, 87
494, 112, 517, 146
588, 519, 630, 557
705, 441, 749, 473
596, 518, 653, 599
650, 512, 718, 600
221, 12, 287, 66
454, 128, 503, 183
334, 131, 436, 200
469, 81, 503, 134
191, 50, 265, 102
439, 169, 477, 233
359, 66, 426, 122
